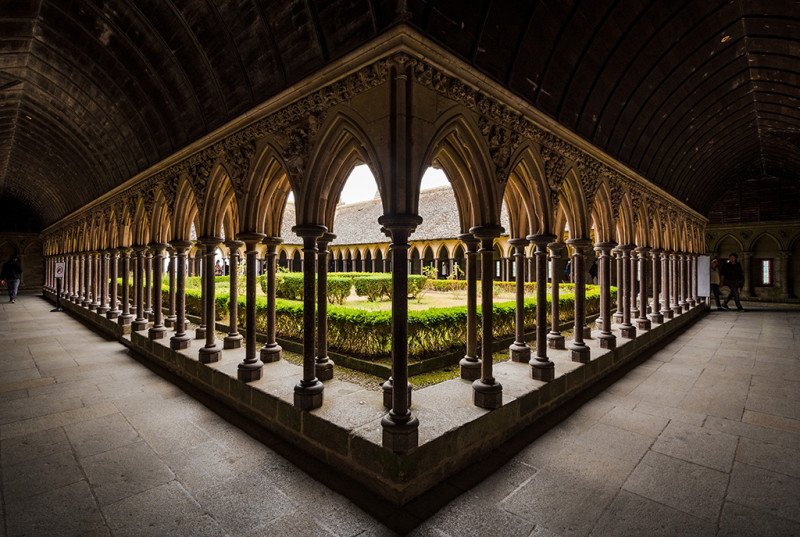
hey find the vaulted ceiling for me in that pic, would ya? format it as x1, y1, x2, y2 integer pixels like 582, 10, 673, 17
1, 0, 797, 229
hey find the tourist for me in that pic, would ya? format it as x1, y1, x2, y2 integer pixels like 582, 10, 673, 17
0, 254, 23, 303
710, 257, 722, 310
589, 258, 598, 285
215, 260, 223, 276
720, 253, 744, 311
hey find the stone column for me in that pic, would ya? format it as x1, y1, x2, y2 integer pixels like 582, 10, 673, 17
259, 238, 283, 362
458, 233, 481, 380
165, 248, 177, 328
613, 248, 623, 323
292, 225, 326, 410
169, 241, 192, 350
661, 250, 673, 319
636, 247, 652, 330
505, 256, 513, 282
379, 215, 422, 453
471, 226, 505, 408
315, 232, 336, 381
547, 242, 566, 349
530, 234, 557, 381
144, 249, 153, 321
508, 238, 531, 363
678, 253, 688, 311
223, 241, 244, 349
82, 252, 91, 307
629, 248, 639, 319
777, 250, 791, 299
132, 247, 148, 330
238, 233, 266, 381
107, 249, 120, 320
567, 239, 592, 362
595, 242, 617, 349
198, 237, 222, 363
118, 249, 133, 325
648, 249, 663, 324
619, 245, 637, 339
195, 243, 207, 340
90, 252, 101, 310
741, 251, 752, 297
98, 250, 110, 314
75, 254, 83, 303
689, 254, 698, 306
671, 251, 682, 316
148, 243, 168, 340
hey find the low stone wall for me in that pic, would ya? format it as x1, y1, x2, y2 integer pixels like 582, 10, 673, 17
43, 288, 704, 504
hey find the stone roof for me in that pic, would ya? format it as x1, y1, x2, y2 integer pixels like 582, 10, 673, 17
279, 185, 509, 246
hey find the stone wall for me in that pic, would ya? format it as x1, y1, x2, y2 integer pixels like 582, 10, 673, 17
0, 232, 43, 291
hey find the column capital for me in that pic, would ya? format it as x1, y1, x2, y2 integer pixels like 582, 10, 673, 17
223, 239, 245, 251
778, 249, 792, 258
198, 236, 223, 247
317, 232, 336, 249
131, 244, 149, 253
238, 232, 266, 243
262, 236, 283, 248
635, 245, 651, 255
617, 243, 636, 252
594, 241, 617, 253
147, 242, 169, 252
566, 237, 593, 252
508, 237, 530, 248
378, 214, 423, 232
470, 224, 504, 240
547, 241, 566, 253
526, 234, 557, 245
740, 250, 753, 258
169, 239, 193, 251
457, 233, 480, 251
291, 224, 327, 239
650, 247, 663, 255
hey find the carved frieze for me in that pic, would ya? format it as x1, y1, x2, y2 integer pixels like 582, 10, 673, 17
477, 116, 520, 183
540, 145, 568, 208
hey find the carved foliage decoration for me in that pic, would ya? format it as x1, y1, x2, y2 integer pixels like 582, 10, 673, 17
477, 116, 520, 183
540, 145, 568, 208
608, 178, 624, 221
225, 141, 256, 197
279, 114, 323, 185
187, 159, 213, 212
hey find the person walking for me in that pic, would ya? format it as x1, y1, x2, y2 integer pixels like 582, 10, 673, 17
710, 257, 723, 310
0, 254, 23, 303
720, 252, 745, 311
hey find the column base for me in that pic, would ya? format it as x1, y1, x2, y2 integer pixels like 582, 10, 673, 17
260, 343, 282, 363
148, 326, 167, 340
472, 379, 503, 409
620, 324, 637, 339
636, 318, 652, 331
315, 359, 334, 381
509, 342, 531, 363
97, 305, 109, 314
582, 324, 592, 339
569, 342, 591, 363
662, 309, 674, 320
106, 310, 119, 320
630, 309, 640, 319
547, 332, 565, 349
237, 361, 263, 382
687, 299, 697, 307
679, 301, 688, 312
612, 312, 623, 323
82, 300, 92, 308
146, 310, 154, 321
118, 313, 133, 326
382, 380, 413, 409
530, 358, 555, 382
223, 333, 243, 349
90, 302, 100, 311
648, 312, 664, 324
671, 306, 682, 316
595, 318, 603, 330
198, 344, 222, 364
381, 412, 419, 454
598, 333, 616, 349
164, 315, 177, 328
294, 380, 324, 410
459, 357, 482, 381
195, 327, 206, 339
131, 318, 148, 331
170, 334, 191, 350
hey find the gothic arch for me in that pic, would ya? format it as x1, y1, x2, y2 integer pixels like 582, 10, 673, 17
246, 143, 293, 237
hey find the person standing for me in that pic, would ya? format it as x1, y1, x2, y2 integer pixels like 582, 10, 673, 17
720, 252, 745, 311
589, 258, 598, 285
0, 254, 23, 303
710, 257, 722, 310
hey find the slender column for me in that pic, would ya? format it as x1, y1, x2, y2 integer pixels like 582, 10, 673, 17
678, 252, 688, 311
292, 225, 326, 410
595, 242, 617, 349
629, 248, 639, 319
741, 251, 752, 297
90, 252, 101, 310
119, 249, 133, 325
97, 250, 110, 314
458, 234, 481, 380
619, 245, 637, 339
689, 254, 698, 306
613, 249, 623, 323
170, 241, 192, 350
148, 243, 168, 340
195, 244, 207, 340
671, 251, 682, 315
508, 238, 531, 362
165, 248, 177, 327
67, 255, 75, 300
131, 247, 148, 330
471, 225, 504, 409
315, 233, 336, 380
380, 215, 422, 452
661, 250, 673, 319
777, 250, 791, 299
547, 242, 566, 349
636, 247, 652, 330
567, 239, 592, 362
648, 249, 663, 324
144, 249, 153, 320
75, 254, 82, 302
198, 237, 223, 363
223, 241, 244, 349
107, 250, 120, 319
82, 252, 91, 307
529, 234, 557, 381
259, 238, 283, 362
237, 233, 266, 381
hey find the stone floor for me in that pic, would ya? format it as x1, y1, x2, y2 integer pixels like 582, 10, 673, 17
1, 294, 799, 537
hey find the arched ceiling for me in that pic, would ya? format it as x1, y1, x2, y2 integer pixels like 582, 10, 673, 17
0, 0, 797, 228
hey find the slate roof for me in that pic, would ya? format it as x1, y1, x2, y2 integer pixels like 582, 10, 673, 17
279, 185, 510, 246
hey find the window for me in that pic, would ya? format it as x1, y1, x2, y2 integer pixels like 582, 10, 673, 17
757, 259, 773, 286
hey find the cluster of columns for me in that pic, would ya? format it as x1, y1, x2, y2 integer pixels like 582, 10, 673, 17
43, 238, 700, 456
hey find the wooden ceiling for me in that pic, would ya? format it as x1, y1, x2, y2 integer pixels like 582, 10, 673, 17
1, 0, 797, 228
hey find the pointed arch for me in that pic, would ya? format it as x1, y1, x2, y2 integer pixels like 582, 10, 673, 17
246, 143, 294, 236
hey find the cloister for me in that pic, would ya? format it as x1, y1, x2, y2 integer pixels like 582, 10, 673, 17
2, 1, 797, 533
